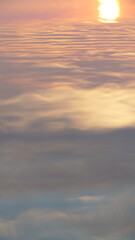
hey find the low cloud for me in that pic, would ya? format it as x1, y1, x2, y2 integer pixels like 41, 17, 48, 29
0, 127, 135, 195
68, 195, 104, 202
0, 189, 134, 240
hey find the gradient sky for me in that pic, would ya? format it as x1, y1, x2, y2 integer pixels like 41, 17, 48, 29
0, 20, 135, 239
1, 0, 135, 22
0, 1, 135, 239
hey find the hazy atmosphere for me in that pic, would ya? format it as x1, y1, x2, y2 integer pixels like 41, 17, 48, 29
1, 0, 135, 21
0, 0, 135, 240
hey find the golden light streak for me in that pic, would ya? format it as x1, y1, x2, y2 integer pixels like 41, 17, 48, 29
98, 0, 120, 23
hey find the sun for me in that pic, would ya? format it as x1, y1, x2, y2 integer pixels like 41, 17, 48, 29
98, 0, 120, 23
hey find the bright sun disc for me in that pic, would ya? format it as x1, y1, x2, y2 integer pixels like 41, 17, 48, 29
98, 0, 120, 23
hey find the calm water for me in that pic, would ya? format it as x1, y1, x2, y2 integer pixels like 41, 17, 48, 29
0, 21, 135, 240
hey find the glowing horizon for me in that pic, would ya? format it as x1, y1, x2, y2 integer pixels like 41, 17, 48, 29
98, 0, 120, 23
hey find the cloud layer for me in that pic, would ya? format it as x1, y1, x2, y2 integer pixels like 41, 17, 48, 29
0, 189, 135, 240
0, 21, 135, 240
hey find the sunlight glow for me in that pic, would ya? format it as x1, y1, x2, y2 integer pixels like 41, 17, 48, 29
98, 0, 120, 23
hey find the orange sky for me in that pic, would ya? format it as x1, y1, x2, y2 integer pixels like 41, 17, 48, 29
0, 0, 135, 22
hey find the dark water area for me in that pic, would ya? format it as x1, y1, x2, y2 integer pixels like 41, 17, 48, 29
0, 21, 135, 240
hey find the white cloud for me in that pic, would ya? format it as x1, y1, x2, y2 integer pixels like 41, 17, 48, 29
68, 195, 104, 202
